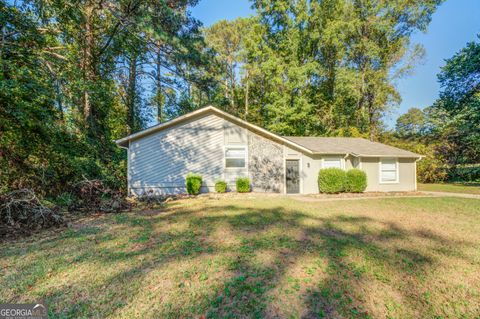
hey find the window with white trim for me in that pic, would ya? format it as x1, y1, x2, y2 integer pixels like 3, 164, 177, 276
380, 158, 398, 183
225, 146, 246, 168
323, 157, 342, 169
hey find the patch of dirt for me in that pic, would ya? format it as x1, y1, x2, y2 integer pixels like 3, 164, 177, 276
136, 209, 165, 216
68, 213, 109, 230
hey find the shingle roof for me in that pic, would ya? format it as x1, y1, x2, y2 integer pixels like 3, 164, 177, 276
116, 105, 421, 158
283, 137, 421, 158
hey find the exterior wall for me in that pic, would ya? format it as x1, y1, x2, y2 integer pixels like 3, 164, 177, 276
224, 120, 247, 144
223, 121, 248, 190
248, 132, 284, 192
127, 111, 418, 195
361, 157, 417, 192
300, 154, 322, 194
301, 154, 357, 194
345, 156, 357, 169
129, 114, 224, 195
128, 113, 287, 195
298, 154, 418, 194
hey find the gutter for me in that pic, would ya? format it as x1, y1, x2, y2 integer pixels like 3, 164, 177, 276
349, 154, 423, 159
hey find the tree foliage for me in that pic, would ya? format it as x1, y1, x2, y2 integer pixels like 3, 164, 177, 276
433, 37, 480, 164
0, 0, 212, 197
205, 0, 443, 138
395, 107, 427, 137
392, 36, 480, 175
1, 0, 454, 200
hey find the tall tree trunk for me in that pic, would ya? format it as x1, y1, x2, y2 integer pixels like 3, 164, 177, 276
55, 79, 64, 121
366, 89, 376, 141
224, 78, 229, 100
244, 68, 249, 119
356, 69, 366, 125
126, 54, 138, 134
230, 63, 236, 111
155, 43, 163, 123
82, 3, 95, 129
0, 23, 4, 75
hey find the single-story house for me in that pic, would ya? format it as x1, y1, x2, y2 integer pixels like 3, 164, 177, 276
116, 106, 422, 195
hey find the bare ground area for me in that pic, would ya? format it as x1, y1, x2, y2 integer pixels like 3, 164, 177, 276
1, 196, 479, 318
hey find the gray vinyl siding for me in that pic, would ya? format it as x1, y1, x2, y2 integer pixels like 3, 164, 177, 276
361, 157, 417, 192
129, 114, 225, 195
223, 121, 248, 189
128, 113, 254, 196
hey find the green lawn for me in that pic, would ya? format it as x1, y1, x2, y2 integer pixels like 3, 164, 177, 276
1, 195, 479, 318
418, 182, 480, 195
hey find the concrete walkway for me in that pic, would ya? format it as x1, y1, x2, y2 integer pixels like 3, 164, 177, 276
420, 191, 480, 200
292, 191, 480, 202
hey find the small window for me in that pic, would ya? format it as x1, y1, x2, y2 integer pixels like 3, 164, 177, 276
323, 157, 342, 169
380, 158, 398, 183
225, 146, 246, 168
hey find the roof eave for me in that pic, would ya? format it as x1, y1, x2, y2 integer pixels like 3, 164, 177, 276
310, 152, 349, 156
354, 154, 423, 159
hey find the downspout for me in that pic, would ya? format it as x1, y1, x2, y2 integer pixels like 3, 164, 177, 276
414, 157, 422, 192
343, 153, 350, 170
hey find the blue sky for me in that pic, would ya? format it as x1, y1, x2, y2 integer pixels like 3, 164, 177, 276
191, 0, 480, 127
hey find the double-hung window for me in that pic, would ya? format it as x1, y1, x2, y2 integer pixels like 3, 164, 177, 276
380, 158, 398, 183
225, 146, 246, 168
323, 157, 343, 169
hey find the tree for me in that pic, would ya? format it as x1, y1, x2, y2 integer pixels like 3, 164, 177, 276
432, 36, 480, 164
396, 107, 427, 137
0, 0, 213, 197
205, 17, 256, 118
245, 0, 443, 138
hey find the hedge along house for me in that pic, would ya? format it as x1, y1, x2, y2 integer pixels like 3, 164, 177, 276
116, 106, 422, 196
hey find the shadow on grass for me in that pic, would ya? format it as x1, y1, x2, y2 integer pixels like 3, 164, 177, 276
0, 201, 477, 318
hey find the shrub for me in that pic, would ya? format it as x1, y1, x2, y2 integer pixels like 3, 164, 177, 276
417, 156, 448, 183
345, 169, 367, 192
236, 177, 250, 193
215, 180, 227, 193
55, 192, 77, 209
447, 164, 480, 183
318, 168, 346, 193
186, 173, 202, 195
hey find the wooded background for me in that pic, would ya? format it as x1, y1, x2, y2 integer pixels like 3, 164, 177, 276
1, 0, 479, 202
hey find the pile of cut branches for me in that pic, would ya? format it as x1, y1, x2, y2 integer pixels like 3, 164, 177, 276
0, 189, 65, 237
70, 179, 128, 213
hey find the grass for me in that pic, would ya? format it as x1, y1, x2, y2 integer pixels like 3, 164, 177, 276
1, 195, 480, 318
418, 182, 480, 195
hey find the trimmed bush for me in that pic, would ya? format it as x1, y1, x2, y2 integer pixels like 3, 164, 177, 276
345, 169, 367, 193
185, 173, 202, 195
215, 180, 227, 193
236, 177, 250, 193
318, 168, 346, 193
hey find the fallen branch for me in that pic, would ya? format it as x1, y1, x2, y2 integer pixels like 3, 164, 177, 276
0, 189, 65, 237
69, 178, 128, 213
